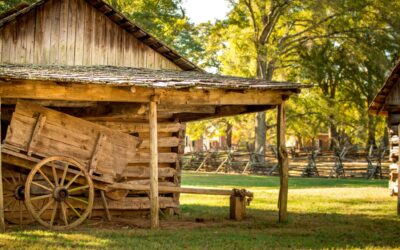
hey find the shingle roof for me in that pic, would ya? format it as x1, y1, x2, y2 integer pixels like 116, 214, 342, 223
369, 60, 400, 116
0, 0, 202, 71
0, 64, 310, 91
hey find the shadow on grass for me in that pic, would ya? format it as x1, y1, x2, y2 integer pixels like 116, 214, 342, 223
182, 173, 387, 189
2, 205, 399, 249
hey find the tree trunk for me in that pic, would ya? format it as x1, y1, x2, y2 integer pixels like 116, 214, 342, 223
254, 57, 274, 163
328, 121, 339, 150
226, 122, 233, 150
255, 112, 266, 162
367, 114, 376, 147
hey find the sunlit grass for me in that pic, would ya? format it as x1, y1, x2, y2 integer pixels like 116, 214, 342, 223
0, 172, 398, 249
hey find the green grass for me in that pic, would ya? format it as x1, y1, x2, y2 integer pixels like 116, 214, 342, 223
0, 172, 398, 249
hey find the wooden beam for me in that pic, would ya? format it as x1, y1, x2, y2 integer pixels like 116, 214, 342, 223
0, 98, 5, 232
107, 183, 253, 197
149, 97, 159, 229
0, 80, 292, 106
2, 98, 98, 107
173, 105, 274, 122
92, 121, 183, 133
277, 102, 289, 223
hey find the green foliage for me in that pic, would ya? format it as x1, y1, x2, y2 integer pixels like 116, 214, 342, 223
104, 0, 204, 64
0, 0, 35, 13
188, 0, 399, 148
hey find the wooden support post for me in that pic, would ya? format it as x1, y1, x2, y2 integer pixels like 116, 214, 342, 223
398, 164, 400, 216
149, 96, 159, 229
100, 190, 112, 221
0, 98, 5, 232
277, 102, 289, 223
230, 195, 246, 220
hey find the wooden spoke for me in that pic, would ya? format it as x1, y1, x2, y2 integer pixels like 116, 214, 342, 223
65, 171, 82, 189
19, 201, 23, 225
68, 185, 89, 193
3, 176, 12, 186
68, 196, 89, 205
4, 199, 15, 209
38, 198, 54, 217
30, 193, 52, 201
60, 202, 68, 226
38, 169, 55, 189
31, 181, 52, 192
60, 162, 69, 186
8, 170, 17, 185
65, 201, 82, 219
50, 203, 58, 227
3, 193, 14, 197
51, 164, 59, 186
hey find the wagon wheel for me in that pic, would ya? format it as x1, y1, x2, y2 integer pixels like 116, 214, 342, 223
2, 167, 35, 225
24, 156, 94, 230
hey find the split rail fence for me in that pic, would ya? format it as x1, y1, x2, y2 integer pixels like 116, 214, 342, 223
182, 147, 390, 179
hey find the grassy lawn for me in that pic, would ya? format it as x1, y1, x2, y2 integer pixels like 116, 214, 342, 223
0, 172, 399, 249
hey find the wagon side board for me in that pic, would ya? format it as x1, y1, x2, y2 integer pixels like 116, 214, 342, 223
4, 101, 142, 180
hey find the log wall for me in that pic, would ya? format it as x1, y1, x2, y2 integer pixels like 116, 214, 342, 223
0, 0, 181, 70
88, 119, 185, 210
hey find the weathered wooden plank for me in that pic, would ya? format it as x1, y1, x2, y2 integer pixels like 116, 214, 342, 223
83, 2, 93, 65
59, 0, 69, 64
92, 197, 178, 210
33, 4, 45, 64
0, 80, 288, 106
41, 0, 52, 64
15, 14, 27, 64
0, 98, 5, 232
130, 152, 177, 164
49, 0, 61, 64
107, 183, 253, 197
74, 0, 85, 65
25, 9, 36, 64
0, 26, 10, 63
92, 3, 104, 65
122, 165, 176, 178
66, 0, 77, 64
93, 122, 183, 133
0, 28, 2, 62
106, 17, 115, 65
140, 137, 179, 148
149, 99, 159, 229
27, 113, 47, 156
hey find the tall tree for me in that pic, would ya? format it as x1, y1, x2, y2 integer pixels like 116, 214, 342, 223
208, 0, 375, 159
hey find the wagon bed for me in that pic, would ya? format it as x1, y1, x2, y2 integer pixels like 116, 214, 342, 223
4, 101, 142, 182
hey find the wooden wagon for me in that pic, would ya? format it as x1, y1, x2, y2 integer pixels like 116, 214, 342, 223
2, 101, 253, 229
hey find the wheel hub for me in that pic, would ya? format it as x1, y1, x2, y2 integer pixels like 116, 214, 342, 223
14, 185, 25, 200
54, 187, 69, 202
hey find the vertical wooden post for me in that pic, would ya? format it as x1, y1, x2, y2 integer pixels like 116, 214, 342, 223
397, 164, 400, 216
0, 97, 5, 232
397, 124, 400, 216
149, 96, 159, 229
277, 102, 289, 223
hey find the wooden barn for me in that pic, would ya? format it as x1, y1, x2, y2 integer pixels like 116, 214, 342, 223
369, 60, 400, 216
0, 0, 307, 230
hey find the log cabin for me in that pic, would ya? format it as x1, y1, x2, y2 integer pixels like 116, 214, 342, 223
369, 60, 400, 216
0, 0, 308, 230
